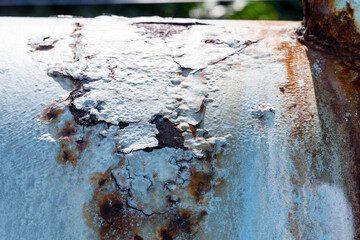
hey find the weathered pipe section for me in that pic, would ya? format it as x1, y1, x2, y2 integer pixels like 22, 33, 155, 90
300, 0, 360, 56
0, 2, 360, 239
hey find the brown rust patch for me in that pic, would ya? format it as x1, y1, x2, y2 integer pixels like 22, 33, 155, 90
159, 210, 207, 240
76, 138, 88, 152
41, 104, 64, 122
30, 37, 59, 51
187, 169, 213, 203
57, 121, 76, 141
338, 60, 360, 93
84, 192, 141, 240
54, 120, 88, 167
204, 39, 221, 44
159, 211, 193, 240
90, 172, 111, 187
300, 1, 360, 56
56, 144, 78, 166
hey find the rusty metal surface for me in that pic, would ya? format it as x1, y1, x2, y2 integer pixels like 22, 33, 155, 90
0, 15, 359, 240
300, 0, 360, 56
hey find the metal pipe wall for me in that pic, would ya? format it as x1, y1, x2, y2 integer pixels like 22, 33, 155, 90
0, 6, 359, 239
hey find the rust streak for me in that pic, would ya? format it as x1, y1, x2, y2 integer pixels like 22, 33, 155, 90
276, 37, 315, 239
306, 48, 360, 237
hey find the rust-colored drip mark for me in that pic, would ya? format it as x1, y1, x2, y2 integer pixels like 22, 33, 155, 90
277, 41, 313, 139
276, 38, 315, 239
187, 169, 213, 203
41, 104, 64, 122
300, 1, 360, 56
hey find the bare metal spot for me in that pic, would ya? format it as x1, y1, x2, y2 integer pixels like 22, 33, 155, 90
150, 115, 185, 149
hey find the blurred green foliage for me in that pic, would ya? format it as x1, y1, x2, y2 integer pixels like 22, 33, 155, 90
229, 2, 279, 20
0, 1, 302, 21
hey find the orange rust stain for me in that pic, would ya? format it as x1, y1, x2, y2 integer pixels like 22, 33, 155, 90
56, 144, 78, 166
276, 38, 318, 239
186, 169, 213, 203
301, 1, 360, 56
41, 104, 64, 122
277, 41, 313, 139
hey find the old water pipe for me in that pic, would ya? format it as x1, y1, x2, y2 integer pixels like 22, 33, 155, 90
1, 1, 360, 239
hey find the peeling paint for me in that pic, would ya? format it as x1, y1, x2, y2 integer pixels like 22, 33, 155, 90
28, 36, 59, 51
36, 16, 230, 239
2, 13, 360, 240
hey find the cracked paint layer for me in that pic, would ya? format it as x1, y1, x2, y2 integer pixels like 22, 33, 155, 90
2, 13, 359, 240
38, 17, 234, 239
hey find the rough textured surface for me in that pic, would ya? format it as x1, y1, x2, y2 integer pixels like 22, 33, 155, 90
0, 16, 359, 240
300, 0, 360, 56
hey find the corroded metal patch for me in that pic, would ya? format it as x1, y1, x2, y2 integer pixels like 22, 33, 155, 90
38, 17, 234, 239
300, 0, 360, 56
